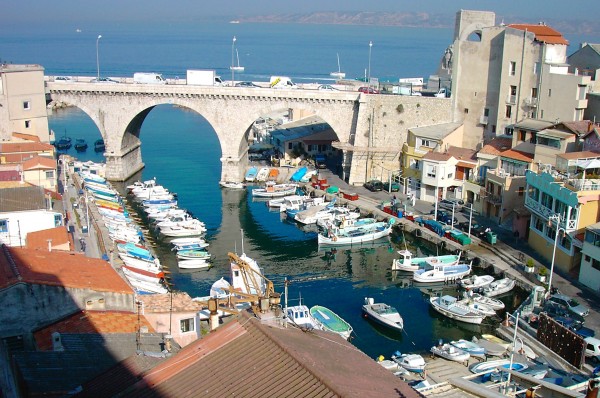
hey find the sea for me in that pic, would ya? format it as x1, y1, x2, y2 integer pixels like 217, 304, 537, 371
2, 21, 595, 359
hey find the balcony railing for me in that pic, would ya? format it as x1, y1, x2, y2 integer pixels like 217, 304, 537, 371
566, 178, 600, 191
485, 194, 502, 205
523, 97, 538, 107
506, 94, 517, 104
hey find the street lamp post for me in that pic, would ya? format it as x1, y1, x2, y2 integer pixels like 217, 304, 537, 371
367, 41, 372, 89
548, 214, 566, 295
231, 36, 236, 86
96, 35, 102, 80
467, 203, 473, 237
505, 311, 521, 392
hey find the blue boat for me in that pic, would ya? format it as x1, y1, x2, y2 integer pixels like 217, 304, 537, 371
245, 167, 258, 182
290, 166, 308, 182
94, 139, 105, 152
74, 138, 88, 151
142, 199, 177, 207
55, 136, 72, 150
117, 242, 154, 262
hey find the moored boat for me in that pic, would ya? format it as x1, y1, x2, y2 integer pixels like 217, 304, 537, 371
285, 303, 322, 331
318, 219, 394, 246
94, 139, 105, 152
245, 166, 258, 182
413, 263, 471, 283
430, 342, 470, 363
362, 297, 403, 332
457, 298, 497, 317
309, 305, 353, 340
178, 258, 211, 269
74, 138, 88, 151
391, 250, 461, 272
251, 182, 298, 198
429, 295, 485, 324
219, 181, 245, 189
469, 358, 512, 374
391, 352, 426, 373
290, 166, 308, 182
255, 167, 270, 182
459, 274, 495, 289
470, 292, 505, 310
482, 277, 516, 297
450, 339, 486, 359
176, 249, 211, 260
471, 336, 507, 357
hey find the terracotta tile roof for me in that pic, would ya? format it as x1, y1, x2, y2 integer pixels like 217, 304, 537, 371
22, 155, 56, 171
75, 311, 422, 398
563, 121, 598, 136
26, 227, 73, 251
33, 310, 156, 350
423, 151, 453, 161
557, 151, 600, 160
508, 24, 569, 45
0, 246, 134, 293
138, 292, 201, 313
12, 132, 41, 142
447, 146, 477, 161
0, 141, 55, 153
479, 138, 513, 156
499, 148, 534, 163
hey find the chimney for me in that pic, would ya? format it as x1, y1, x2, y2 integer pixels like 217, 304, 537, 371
52, 332, 64, 351
47, 239, 52, 252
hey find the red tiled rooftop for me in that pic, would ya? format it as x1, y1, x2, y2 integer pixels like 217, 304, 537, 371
138, 292, 201, 313
479, 138, 513, 156
447, 145, 477, 161
557, 151, 600, 160
12, 132, 41, 142
0, 246, 133, 293
26, 227, 73, 251
22, 155, 56, 171
33, 310, 156, 350
500, 148, 534, 162
423, 151, 452, 161
508, 24, 569, 45
563, 121, 598, 136
0, 141, 55, 153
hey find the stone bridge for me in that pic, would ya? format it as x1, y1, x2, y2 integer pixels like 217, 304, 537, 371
47, 82, 453, 184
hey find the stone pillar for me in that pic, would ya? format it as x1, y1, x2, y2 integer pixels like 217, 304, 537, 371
220, 151, 248, 183
105, 143, 145, 181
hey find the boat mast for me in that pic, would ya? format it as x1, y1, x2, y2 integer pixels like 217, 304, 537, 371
231, 36, 236, 85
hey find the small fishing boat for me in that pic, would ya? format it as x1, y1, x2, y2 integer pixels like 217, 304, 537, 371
469, 292, 505, 310
309, 305, 353, 340
469, 359, 512, 374
178, 258, 211, 269
429, 295, 485, 324
127, 278, 168, 294
490, 363, 529, 382
300, 169, 318, 183
430, 342, 470, 363
55, 135, 72, 150
255, 167, 270, 182
413, 263, 471, 283
286, 302, 322, 331
459, 274, 495, 289
251, 182, 298, 198
471, 336, 506, 357
362, 297, 403, 332
450, 339, 486, 359
268, 168, 279, 181
318, 219, 393, 246
391, 250, 461, 272
170, 237, 207, 246
290, 166, 308, 182
391, 352, 426, 373
219, 181, 245, 189
330, 53, 346, 79
94, 138, 105, 152
457, 298, 497, 317
245, 167, 258, 182
482, 277, 516, 297
176, 249, 211, 260
376, 356, 401, 372
74, 138, 88, 151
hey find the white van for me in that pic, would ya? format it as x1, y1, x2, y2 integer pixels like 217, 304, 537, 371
270, 76, 297, 89
133, 72, 166, 84
585, 337, 600, 357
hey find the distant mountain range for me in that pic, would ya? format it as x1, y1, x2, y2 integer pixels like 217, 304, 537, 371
236, 12, 599, 36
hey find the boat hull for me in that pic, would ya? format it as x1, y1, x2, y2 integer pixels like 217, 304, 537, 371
309, 305, 353, 340
362, 304, 403, 332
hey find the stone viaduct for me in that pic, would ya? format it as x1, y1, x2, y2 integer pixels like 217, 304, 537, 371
47, 82, 453, 184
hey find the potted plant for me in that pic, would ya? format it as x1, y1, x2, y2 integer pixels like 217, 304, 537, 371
537, 266, 548, 283
525, 258, 535, 273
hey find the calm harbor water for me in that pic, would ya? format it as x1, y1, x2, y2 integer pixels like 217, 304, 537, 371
1, 20, 565, 358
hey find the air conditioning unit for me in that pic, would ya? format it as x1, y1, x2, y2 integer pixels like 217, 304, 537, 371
479, 116, 489, 125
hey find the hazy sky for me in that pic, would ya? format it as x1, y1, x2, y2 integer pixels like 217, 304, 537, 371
1, 0, 599, 24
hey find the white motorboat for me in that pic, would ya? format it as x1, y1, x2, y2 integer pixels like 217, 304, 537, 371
155, 213, 202, 229
482, 277, 516, 297
469, 292, 505, 310
391, 352, 426, 373
429, 295, 485, 324
178, 258, 211, 269
310, 305, 353, 340
362, 298, 403, 332
251, 182, 298, 198
459, 274, 495, 289
430, 342, 470, 363
458, 298, 497, 317
469, 359, 512, 374
159, 220, 206, 237
219, 181, 245, 189
122, 265, 164, 284
450, 339, 486, 359
286, 304, 322, 331
413, 263, 471, 283
391, 250, 461, 272
119, 254, 162, 273
376, 357, 401, 372
176, 249, 211, 260
255, 167, 270, 182
126, 277, 168, 294
170, 237, 206, 245
318, 219, 394, 246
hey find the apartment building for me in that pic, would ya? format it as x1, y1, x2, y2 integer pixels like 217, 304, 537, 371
579, 222, 600, 291
450, 10, 591, 148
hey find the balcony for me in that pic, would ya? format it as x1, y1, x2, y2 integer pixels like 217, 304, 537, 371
506, 94, 517, 104
484, 194, 503, 205
479, 115, 488, 125
523, 97, 538, 107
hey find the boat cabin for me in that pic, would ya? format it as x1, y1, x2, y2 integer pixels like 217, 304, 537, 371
286, 305, 318, 329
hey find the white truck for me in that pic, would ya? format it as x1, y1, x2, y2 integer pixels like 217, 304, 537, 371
186, 69, 223, 86
393, 85, 422, 96
421, 87, 450, 98
133, 72, 166, 84
269, 76, 297, 89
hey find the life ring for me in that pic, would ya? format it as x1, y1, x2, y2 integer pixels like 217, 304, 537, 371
332, 236, 337, 242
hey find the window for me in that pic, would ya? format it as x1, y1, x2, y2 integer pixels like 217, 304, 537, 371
0, 220, 7, 233
519, 130, 526, 141
533, 216, 544, 232
505, 106, 512, 118
484, 108, 490, 117
592, 258, 600, 271
307, 144, 313, 151
517, 187, 524, 196
426, 165, 436, 178
509, 62, 516, 76
534, 62, 540, 75
540, 110, 544, 119
419, 139, 433, 148
45, 171, 54, 179
575, 109, 584, 121
25, 120, 31, 128
510, 85, 517, 96
504, 126, 514, 136
531, 87, 538, 98
288, 142, 292, 150
180, 318, 195, 333
548, 89, 552, 97
492, 125, 496, 133
54, 214, 62, 227
536, 136, 561, 148
585, 255, 590, 262
464, 108, 469, 114
23, 101, 31, 110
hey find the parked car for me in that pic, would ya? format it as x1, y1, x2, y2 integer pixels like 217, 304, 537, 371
364, 179, 383, 192
457, 221, 483, 234
436, 211, 457, 225
315, 154, 327, 169
548, 294, 589, 318
318, 84, 338, 91
91, 77, 119, 84
585, 337, 600, 357
383, 181, 400, 192
235, 81, 261, 88
552, 316, 595, 338
440, 198, 464, 210
358, 86, 379, 94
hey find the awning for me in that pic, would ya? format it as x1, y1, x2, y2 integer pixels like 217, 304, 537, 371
536, 129, 572, 139
576, 158, 600, 169
456, 161, 476, 169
